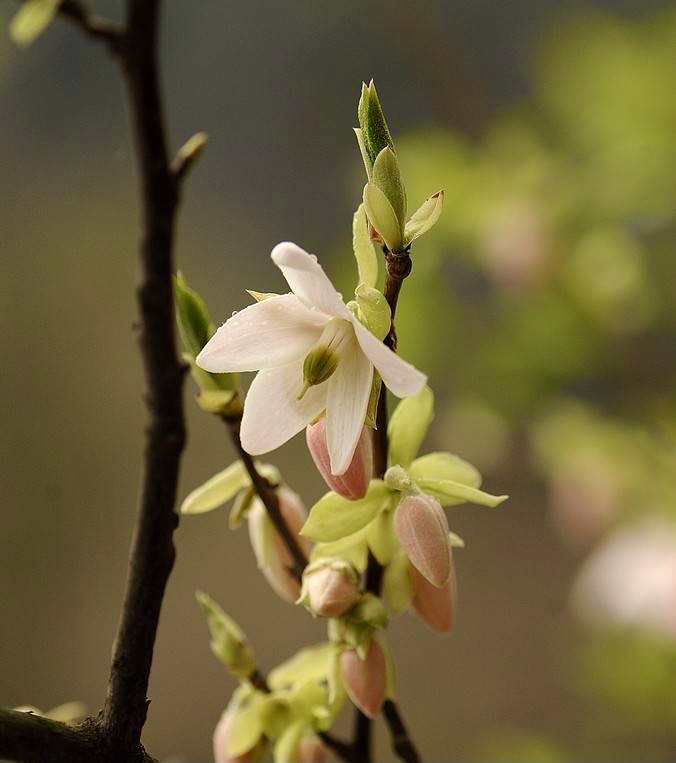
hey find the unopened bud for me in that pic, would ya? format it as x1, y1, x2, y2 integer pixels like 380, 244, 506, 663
394, 494, 450, 588
248, 489, 312, 603
301, 559, 361, 618
340, 641, 387, 719
306, 417, 373, 496
410, 558, 457, 634
213, 707, 266, 763
196, 592, 256, 679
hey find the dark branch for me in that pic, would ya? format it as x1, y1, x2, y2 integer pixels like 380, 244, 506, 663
58, 0, 123, 49
100, 0, 186, 754
223, 416, 308, 581
0, 710, 97, 763
353, 247, 422, 763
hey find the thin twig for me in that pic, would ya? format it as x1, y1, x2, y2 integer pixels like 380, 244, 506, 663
57, 0, 123, 49
223, 415, 308, 581
100, 0, 186, 754
353, 247, 423, 763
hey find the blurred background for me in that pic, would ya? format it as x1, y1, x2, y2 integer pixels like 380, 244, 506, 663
2, 0, 676, 760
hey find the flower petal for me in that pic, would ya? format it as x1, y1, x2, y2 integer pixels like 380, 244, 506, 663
240, 359, 328, 455
271, 242, 350, 319
196, 294, 324, 373
326, 332, 374, 475
351, 318, 426, 398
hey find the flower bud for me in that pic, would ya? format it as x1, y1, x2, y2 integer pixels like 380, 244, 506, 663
394, 494, 450, 588
410, 558, 457, 634
297, 736, 327, 762
301, 559, 361, 618
248, 488, 312, 603
340, 640, 387, 719
306, 417, 373, 497
213, 708, 265, 763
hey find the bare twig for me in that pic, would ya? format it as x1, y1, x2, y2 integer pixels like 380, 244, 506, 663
57, 0, 123, 49
0, 710, 97, 763
223, 415, 308, 581
99, 0, 187, 755
353, 247, 423, 763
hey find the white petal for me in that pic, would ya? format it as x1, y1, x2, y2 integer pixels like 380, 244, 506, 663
351, 318, 427, 398
196, 294, 324, 372
240, 359, 328, 455
326, 333, 374, 476
271, 242, 350, 319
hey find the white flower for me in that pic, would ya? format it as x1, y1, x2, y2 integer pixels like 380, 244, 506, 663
196, 242, 426, 475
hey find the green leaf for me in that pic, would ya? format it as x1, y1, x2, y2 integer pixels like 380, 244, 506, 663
388, 386, 435, 468
408, 452, 481, 489
357, 80, 395, 166
273, 719, 307, 763
363, 182, 404, 253
268, 643, 333, 691
301, 481, 390, 542
353, 128, 372, 179
180, 461, 250, 514
10, 0, 60, 47
259, 696, 295, 740
364, 372, 382, 430
404, 191, 444, 245
174, 272, 213, 359
378, 638, 397, 700
352, 204, 378, 288
415, 478, 508, 508
226, 687, 266, 758
366, 505, 399, 565
311, 527, 370, 571
355, 284, 391, 341
196, 592, 256, 678
372, 147, 407, 227
290, 680, 329, 721
382, 550, 413, 614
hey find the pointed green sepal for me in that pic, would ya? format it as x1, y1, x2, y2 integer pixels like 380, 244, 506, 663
352, 204, 379, 288
388, 386, 435, 468
196, 592, 256, 679
405, 191, 444, 245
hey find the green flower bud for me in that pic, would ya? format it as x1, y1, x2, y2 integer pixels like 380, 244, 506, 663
357, 80, 395, 170
196, 592, 256, 679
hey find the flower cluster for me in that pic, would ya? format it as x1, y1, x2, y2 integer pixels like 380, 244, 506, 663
175, 81, 506, 763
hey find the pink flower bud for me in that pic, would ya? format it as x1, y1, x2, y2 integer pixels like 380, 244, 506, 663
306, 417, 373, 499
303, 561, 361, 617
248, 488, 312, 603
213, 708, 261, 763
340, 641, 386, 719
297, 736, 327, 762
410, 557, 457, 633
394, 494, 450, 588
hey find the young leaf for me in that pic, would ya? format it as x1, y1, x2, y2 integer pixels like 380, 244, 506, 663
196, 591, 256, 678
355, 284, 391, 341
268, 643, 333, 691
382, 550, 413, 614
180, 461, 250, 514
311, 527, 370, 571
273, 719, 307, 763
363, 182, 404, 253
225, 687, 266, 758
388, 386, 434, 468
408, 452, 482, 489
10, 0, 60, 47
366, 505, 399, 565
174, 271, 213, 359
352, 204, 378, 288
415, 477, 508, 508
372, 147, 407, 227
405, 190, 444, 245
301, 480, 390, 542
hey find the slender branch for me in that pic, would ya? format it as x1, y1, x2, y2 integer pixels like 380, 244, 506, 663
223, 415, 308, 581
100, 0, 186, 753
0, 710, 97, 763
353, 247, 422, 763
383, 701, 422, 763
57, 0, 123, 49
